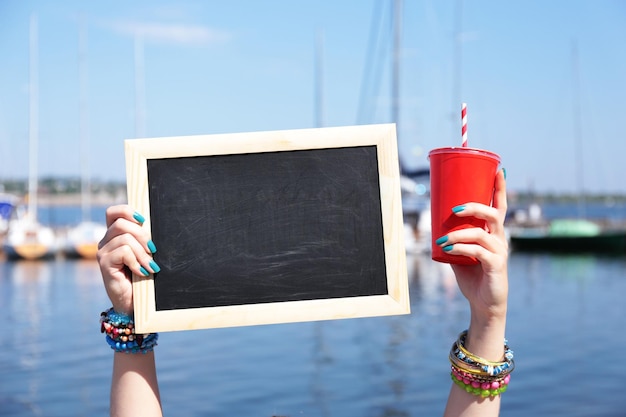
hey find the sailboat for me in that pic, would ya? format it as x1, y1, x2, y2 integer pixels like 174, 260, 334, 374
359, 0, 431, 253
3, 15, 58, 260
63, 17, 107, 259
508, 43, 626, 254
0, 193, 18, 246
4, 208, 57, 260
64, 220, 107, 259
508, 218, 626, 253
396, 0, 430, 254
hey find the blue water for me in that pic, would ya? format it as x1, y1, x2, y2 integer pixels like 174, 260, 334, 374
1, 204, 626, 416
36, 205, 108, 227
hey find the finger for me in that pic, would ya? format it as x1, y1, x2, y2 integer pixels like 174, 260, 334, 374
484, 169, 507, 236
441, 240, 507, 273
98, 232, 160, 277
451, 168, 508, 236
453, 199, 508, 237
441, 241, 494, 264
449, 203, 504, 236
98, 244, 142, 316
104, 205, 146, 228
98, 216, 154, 254
492, 169, 508, 215
440, 227, 504, 255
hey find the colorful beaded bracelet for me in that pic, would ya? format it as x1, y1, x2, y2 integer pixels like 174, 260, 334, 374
450, 371, 510, 398
457, 330, 514, 371
449, 330, 514, 377
449, 347, 515, 378
451, 365, 510, 387
100, 308, 158, 354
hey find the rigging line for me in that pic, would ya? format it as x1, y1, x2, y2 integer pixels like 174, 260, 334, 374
356, 0, 390, 125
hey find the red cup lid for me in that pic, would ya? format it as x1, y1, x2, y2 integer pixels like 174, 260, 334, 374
428, 146, 501, 162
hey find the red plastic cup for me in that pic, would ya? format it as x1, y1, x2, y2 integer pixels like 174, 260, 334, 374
428, 147, 501, 265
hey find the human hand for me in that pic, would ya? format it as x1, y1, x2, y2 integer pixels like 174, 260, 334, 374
435, 169, 509, 324
97, 205, 159, 316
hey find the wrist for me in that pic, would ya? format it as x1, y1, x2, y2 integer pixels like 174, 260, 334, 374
112, 299, 134, 317
470, 304, 507, 330
466, 312, 507, 362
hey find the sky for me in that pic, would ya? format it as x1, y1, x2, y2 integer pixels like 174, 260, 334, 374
0, 0, 625, 194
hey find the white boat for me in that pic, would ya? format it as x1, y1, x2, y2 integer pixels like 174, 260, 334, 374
63, 18, 106, 259
63, 221, 107, 259
3, 15, 58, 260
3, 211, 57, 260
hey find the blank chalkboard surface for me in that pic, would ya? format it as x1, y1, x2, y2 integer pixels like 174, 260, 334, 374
125, 124, 408, 333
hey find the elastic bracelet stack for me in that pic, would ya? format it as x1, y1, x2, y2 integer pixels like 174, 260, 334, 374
449, 330, 515, 398
100, 308, 158, 354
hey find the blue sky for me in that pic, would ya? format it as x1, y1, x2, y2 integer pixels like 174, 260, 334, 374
0, 0, 625, 194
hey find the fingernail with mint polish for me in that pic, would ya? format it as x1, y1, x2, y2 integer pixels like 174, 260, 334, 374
452, 205, 466, 213
149, 260, 161, 274
443, 245, 454, 252
147, 240, 157, 254
133, 211, 145, 224
139, 266, 150, 277
503, 167, 507, 180
435, 235, 449, 246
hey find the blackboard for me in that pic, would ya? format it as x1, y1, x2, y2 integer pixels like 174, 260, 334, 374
125, 124, 409, 333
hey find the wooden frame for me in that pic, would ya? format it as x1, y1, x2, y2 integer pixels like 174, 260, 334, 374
125, 123, 409, 333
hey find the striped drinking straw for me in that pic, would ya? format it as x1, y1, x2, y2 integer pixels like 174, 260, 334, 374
461, 102, 468, 147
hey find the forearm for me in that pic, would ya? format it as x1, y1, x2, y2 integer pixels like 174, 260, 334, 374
444, 313, 507, 417
111, 352, 163, 417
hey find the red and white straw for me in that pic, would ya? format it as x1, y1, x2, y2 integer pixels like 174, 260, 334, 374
461, 103, 468, 147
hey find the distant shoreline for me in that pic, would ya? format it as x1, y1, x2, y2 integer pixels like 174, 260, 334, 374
5, 191, 626, 208
17, 193, 126, 208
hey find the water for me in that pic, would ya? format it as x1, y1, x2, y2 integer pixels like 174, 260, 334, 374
36, 206, 108, 228
1, 204, 626, 416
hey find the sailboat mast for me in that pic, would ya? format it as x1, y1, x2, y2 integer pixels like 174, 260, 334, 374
572, 40, 586, 218
79, 16, 91, 222
134, 34, 146, 138
391, 0, 402, 133
315, 29, 325, 128
28, 14, 39, 221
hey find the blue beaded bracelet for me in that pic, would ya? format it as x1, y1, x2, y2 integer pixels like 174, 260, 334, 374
100, 308, 158, 354
450, 330, 515, 377
455, 330, 514, 376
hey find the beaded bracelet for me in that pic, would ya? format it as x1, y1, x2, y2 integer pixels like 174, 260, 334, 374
450, 345, 515, 377
451, 364, 510, 387
100, 308, 158, 354
456, 330, 514, 366
448, 330, 515, 397
450, 369, 511, 397
450, 330, 514, 377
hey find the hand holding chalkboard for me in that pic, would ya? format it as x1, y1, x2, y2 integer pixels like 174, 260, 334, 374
96, 205, 158, 317
124, 124, 409, 333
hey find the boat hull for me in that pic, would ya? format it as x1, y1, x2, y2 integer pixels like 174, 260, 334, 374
510, 231, 626, 253
3, 218, 57, 260
3, 242, 56, 260
62, 221, 107, 259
